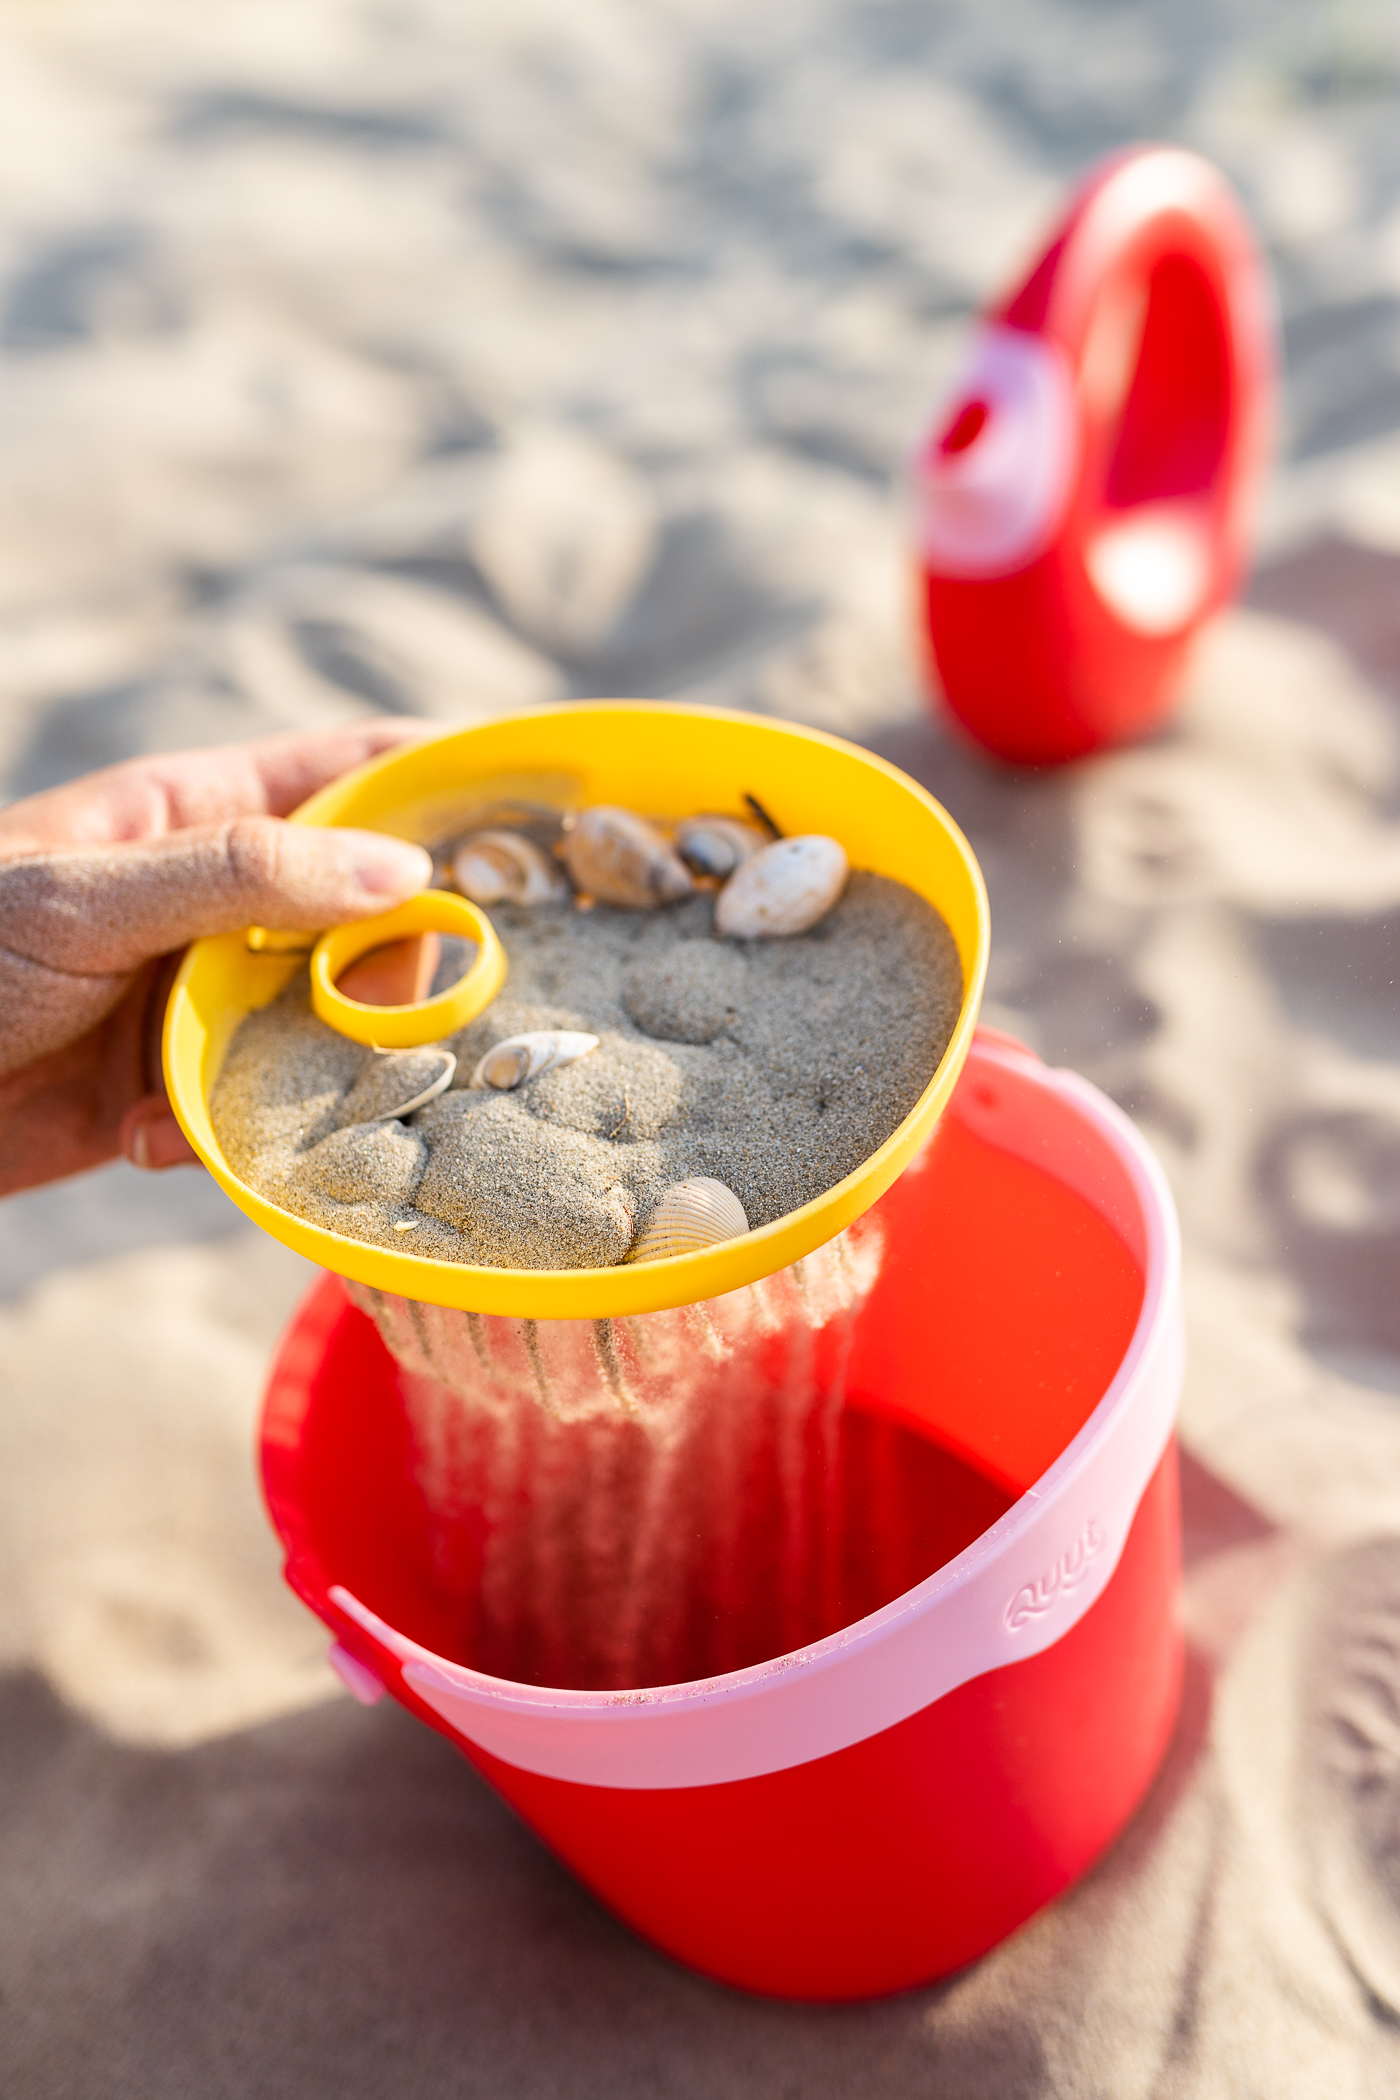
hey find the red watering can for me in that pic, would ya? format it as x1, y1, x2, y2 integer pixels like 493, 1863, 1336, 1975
913, 145, 1276, 765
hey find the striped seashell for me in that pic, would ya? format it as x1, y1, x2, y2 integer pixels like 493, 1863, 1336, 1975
452, 829, 567, 906
470, 1029, 600, 1091
339, 1047, 456, 1125
626, 1177, 749, 1263
560, 806, 693, 909
714, 834, 848, 939
675, 814, 768, 880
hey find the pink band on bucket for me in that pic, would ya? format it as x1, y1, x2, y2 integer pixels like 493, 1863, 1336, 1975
330, 1043, 1182, 1793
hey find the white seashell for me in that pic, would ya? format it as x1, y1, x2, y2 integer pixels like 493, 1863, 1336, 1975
560, 806, 693, 909
452, 830, 567, 906
714, 834, 848, 939
675, 815, 768, 880
626, 1177, 749, 1263
340, 1048, 456, 1124
470, 1029, 600, 1090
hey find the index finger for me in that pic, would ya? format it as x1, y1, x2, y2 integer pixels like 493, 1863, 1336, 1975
0, 718, 439, 855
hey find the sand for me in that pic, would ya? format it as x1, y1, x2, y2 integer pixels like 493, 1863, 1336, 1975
351, 1221, 895, 1690
211, 874, 962, 1269
4, 1, 1400, 2093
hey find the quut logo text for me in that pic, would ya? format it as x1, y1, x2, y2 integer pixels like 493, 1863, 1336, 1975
1004, 1518, 1107, 1632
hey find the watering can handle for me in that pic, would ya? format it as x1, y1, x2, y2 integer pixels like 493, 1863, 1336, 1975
915, 145, 1276, 765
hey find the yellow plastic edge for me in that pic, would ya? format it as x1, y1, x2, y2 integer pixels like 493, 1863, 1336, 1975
165, 702, 989, 1317
310, 893, 506, 1048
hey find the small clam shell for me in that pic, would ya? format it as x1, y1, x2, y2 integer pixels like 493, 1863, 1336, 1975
560, 806, 694, 909
626, 1177, 749, 1263
470, 1029, 600, 1090
675, 815, 768, 880
714, 834, 848, 939
452, 830, 568, 907
340, 1048, 456, 1124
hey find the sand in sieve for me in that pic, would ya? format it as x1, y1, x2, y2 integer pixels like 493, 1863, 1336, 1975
211, 872, 962, 1270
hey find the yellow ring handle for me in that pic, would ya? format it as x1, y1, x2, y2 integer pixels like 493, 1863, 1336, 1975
310, 892, 507, 1048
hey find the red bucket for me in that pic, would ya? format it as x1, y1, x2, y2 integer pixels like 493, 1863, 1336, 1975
260, 1033, 1183, 1999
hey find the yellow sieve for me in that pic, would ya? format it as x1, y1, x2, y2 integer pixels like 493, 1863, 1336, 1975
164, 703, 990, 1317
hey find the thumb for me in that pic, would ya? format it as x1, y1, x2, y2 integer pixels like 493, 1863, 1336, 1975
0, 818, 434, 976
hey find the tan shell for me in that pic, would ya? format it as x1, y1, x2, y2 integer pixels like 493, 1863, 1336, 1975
560, 806, 694, 909
675, 815, 768, 880
339, 1047, 456, 1124
470, 1029, 599, 1090
714, 834, 848, 939
626, 1177, 749, 1263
452, 830, 567, 906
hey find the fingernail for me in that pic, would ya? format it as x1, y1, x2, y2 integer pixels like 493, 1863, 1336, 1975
123, 1101, 199, 1172
344, 833, 433, 899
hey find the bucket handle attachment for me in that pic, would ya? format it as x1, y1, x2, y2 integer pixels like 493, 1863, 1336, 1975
310, 891, 507, 1048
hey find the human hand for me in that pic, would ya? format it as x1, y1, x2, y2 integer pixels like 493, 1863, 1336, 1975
0, 721, 435, 1197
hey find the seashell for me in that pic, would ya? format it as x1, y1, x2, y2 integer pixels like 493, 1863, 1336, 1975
559, 806, 693, 909
452, 830, 568, 907
626, 1177, 749, 1263
470, 1029, 600, 1090
714, 834, 848, 939
339, 1047, 456, 1124
675, 815, 768, 880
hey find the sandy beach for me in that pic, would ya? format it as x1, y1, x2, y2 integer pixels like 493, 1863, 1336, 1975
2, 1, 1400, 2091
